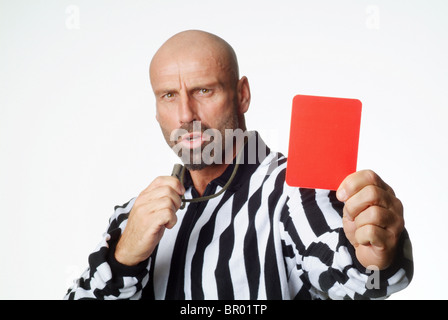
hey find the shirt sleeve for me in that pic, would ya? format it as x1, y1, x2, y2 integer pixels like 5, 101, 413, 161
281, 187, 413, 300
64, 198, 150, 300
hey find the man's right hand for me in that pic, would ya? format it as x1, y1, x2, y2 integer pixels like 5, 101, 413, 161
114, 176, 185, 266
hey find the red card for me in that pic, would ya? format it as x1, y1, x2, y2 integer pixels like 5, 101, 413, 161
286, 94, 362, 190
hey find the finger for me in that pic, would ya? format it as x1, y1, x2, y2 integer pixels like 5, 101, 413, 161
146, 176, 185, 195
144, 185, 183, 209
141, 194, 182, 213
343, 185, 392, 220
353, 205, 394, 230
352, 229, 397, 270
155, 208, 178, 229
134, 188, 182, 215
354, 224, 394, 250
166, 192, 182, 211
337, 170, 395, 202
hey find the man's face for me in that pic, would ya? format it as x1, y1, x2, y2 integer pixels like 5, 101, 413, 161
151, 47, 240, 170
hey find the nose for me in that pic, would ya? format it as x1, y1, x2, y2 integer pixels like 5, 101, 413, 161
178, 91, 198, 125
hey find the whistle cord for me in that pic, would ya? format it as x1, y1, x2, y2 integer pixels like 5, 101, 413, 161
178, 146, 245, 210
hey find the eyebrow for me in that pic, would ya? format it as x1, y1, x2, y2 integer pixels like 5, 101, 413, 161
190, 81, 223, 91
154, 80, 224, 96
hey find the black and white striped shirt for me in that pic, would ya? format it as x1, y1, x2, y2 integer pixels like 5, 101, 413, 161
65, 132, 413, 300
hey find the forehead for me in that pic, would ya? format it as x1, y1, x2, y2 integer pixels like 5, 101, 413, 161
150, 48, 232, 91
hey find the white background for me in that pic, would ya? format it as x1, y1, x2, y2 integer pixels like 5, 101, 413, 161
1, 0, 447, 299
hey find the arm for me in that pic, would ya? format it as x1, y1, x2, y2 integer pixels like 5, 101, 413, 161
64, 176, 185, 300
64, 198, 150, 300
282, 184, 413, 300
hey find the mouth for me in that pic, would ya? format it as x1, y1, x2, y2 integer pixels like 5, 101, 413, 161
180, 132, 205, 148
185, 132, 202, 141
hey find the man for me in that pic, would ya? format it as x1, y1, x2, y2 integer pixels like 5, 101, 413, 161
65, 30, 413, 300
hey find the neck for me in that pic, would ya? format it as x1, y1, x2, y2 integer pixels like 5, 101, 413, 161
189, 163, 230, 196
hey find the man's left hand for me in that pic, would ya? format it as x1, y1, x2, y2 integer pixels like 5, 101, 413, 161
337, 170, 404, 270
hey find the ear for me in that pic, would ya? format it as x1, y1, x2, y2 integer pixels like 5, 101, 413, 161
237, 76, 251, 114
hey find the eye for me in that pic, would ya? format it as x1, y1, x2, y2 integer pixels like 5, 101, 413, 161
197, 88, 212, 96
162, 92, 175, 99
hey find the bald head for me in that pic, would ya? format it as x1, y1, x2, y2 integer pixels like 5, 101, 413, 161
149, 30, 240, 89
